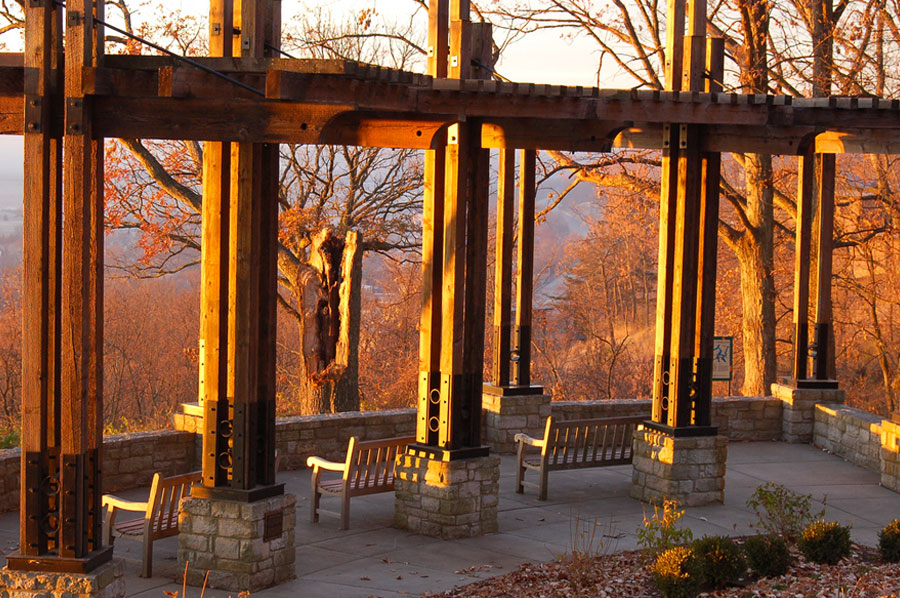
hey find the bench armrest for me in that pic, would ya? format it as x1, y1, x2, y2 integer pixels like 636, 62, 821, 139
514, 433, 544, 448
306, 456, 346, 472
101, 495, 148, 512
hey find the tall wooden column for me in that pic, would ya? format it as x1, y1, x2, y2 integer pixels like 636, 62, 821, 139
790, 151, 838, 389
417, 0, 449, 447
649, 0, 719, 435
512, 149, 538, 388
812, 154, 837, 384
416, 0, 490, 457
12, 0, 112, 572
196, 0, 280, 499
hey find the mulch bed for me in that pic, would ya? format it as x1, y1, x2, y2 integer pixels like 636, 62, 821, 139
421, 544, 900, 597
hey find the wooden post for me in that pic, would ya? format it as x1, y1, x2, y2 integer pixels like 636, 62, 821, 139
200, 0, 234, 490
20, 0, 63, 562
512, 150, 536, 387
693, 37, 724, 427
417, 0, 449, 446
793, 151, 815, 381
491, 150, 515, 387
652, 0, 685, 424
813, 154, 836, 382
13, 0, 115, 570
197, 0, 281, 496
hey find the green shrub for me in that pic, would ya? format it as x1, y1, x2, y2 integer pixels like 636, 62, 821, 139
691, 535, 746, 589
743, 534, 793, 578
636, 499, 694, 556
798, 521, 851, 565
0, 428, 19, 449
650, 546, 702, 598
878, 518, 900, 563
746, 482, 825, 542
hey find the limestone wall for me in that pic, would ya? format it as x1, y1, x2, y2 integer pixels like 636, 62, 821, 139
814, 403, 884, 473
274, 409, 416, 471
549, 396, 782, 442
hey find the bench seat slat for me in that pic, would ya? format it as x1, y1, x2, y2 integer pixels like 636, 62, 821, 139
516, 416, 644, 500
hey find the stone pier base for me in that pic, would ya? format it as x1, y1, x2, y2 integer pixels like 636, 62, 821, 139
772, 383, 845, 443
882, 418, 900, 493
395, 450, 500, 539
0, 560, 125, 598
631, 429, 728, 507
482, 390, 550, 454
178, 492, 296, 591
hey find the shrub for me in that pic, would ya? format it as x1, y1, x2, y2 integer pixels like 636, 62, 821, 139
743, 534, 794, 578
636, 499, 694, 556
798, 521, 851, 565
650, 546, 702, 598
691, 535, 746, 589
878, 518, 900, 563
746, 482, 825, 543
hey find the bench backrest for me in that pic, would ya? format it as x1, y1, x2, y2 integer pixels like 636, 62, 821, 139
344, 436, 415, 492
541, 416, 645, 469
146, 470, 201, 540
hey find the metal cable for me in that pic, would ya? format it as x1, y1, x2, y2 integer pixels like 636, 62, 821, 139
54, 0, 266, 97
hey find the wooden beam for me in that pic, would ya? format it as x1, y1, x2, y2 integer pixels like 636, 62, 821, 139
439, 122, 470, 449
512, 149, 536, 387
491, 150, 515, 387
60, 0, 96, 560
21, 0, 63, 559
692, 37, 725, 428
792, 151, 815, 381
651, 124, 680, 424
200, 0, 234, 490
813, 153, 836, 380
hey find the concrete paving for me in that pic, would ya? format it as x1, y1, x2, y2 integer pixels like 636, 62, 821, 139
1, 441, 898, 598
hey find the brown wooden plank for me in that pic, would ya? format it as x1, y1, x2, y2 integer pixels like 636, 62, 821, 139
60, 0, 96, 560
668, 124, 704, 428
492, 150, 515, 386
693, 37, 724, 428
793, 151, 815, 380
813, 153, 836, 380
21, 0, 63, 558
513, 149, 536, 386
664, 0, 685, 92
418, 138, 446, 445
651, 125, 679, 424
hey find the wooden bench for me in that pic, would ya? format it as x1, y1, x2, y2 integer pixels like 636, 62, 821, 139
102, 470, 201, 578
515, 416, 645, 500
307, 435, 414, 530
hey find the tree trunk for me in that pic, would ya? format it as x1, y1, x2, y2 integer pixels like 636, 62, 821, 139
737, 154, 777, 396
294, 229, 362, 414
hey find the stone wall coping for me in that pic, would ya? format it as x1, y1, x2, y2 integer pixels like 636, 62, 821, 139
816, 403, 885, 432
276, 409, 415, 425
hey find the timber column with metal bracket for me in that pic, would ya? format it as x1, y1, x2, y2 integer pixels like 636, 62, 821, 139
771, 149, 843, 443
178, 0, 294, 591
633, 0, 727, 507
397, 0, 500, 539
482, 148, 550, 454
5, 0, 124, 591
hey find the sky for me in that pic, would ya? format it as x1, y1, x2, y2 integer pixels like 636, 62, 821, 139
0, 0, 606, 211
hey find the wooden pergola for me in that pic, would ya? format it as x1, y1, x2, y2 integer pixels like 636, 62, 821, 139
1, 0, 895, 574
